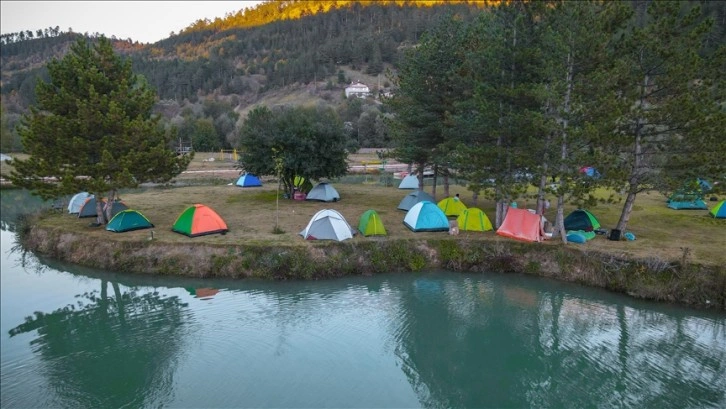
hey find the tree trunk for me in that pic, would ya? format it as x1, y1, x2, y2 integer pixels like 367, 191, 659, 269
472, 190, 478, 207
95, 197, 105, 226
443, 173, 450, 198
105, 189, 117, 222
416, 162, 424, 191
431, 164, 438, 201
616, 74, 649, 233
553, 47, 575, 243
552, 195, 567, 242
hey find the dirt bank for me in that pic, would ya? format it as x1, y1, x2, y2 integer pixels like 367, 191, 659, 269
22, 224, 726, 310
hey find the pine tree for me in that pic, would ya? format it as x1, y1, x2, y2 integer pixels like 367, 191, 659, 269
7, 37, 191, 224
599, 1, 725, 233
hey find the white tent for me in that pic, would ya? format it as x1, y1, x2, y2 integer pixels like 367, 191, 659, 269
398, 174, 419, 189
305, 182, 340, 202
68, 192, 93, 214
299, 209, 356, 241
0, 153, 11, 162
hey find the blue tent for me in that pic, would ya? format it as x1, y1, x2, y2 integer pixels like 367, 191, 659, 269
403, 201, 450, 232
235, 173, 262, 187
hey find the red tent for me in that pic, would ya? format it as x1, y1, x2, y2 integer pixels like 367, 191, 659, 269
496, 208, 545, 242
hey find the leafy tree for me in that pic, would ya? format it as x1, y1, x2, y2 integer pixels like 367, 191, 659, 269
6, 37, 191, 224
237, 105, 348, 198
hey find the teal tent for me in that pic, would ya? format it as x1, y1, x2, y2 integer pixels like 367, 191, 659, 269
106, 210, 154, 232
403, 201, 450, 232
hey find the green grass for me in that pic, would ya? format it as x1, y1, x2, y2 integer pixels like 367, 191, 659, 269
35, 175, 726, 268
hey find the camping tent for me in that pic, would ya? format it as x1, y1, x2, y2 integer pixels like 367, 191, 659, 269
235, 173, 262, 187
106, 210, 154, 232
68, 192, 92, 214
403, 201, 450, 232
457, 208, 493, 232
306, 183, 340, 202
579, 166, 602, 179
358, 209, 387, 236
398, 190, 435, 211
564, 209, 601, 232
78, 197, 106, 218
299, 209, 356, 241
437, 196, 467, 217
103, 200, 129, 221
398, 174, 419, 189
172, 204, 229, 237
667, 192, 708, 210
496, 207, 545, 242
710, 200, 726, 218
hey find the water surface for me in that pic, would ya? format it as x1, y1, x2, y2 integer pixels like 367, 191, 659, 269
1, 190, 724, 408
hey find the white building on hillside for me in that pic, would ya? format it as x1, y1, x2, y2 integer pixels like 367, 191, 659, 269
345, 81, 370, 98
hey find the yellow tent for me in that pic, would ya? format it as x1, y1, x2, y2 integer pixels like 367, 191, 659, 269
437, 196, 467, 217
457, 208, 493, 232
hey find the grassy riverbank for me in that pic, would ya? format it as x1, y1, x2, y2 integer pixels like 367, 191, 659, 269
18, 170, 726, 310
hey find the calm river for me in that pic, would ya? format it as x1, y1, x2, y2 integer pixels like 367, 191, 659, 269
1, 189, 724, 408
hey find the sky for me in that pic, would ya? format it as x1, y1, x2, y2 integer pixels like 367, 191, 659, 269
1, 1, 264, 44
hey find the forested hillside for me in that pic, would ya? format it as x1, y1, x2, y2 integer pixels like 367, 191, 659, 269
1, 0, 724, 154
1, 0, 492, 152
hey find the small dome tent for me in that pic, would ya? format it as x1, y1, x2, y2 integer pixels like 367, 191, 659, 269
358, 209, 387, 236
563, 209, 601, 232
103, 200, 129, 221
306, 183, 340, 202
403, 201, 450, 232
437, 196, 467, 217
172, 204, 228, 237
457, 208, 493, 232
300, 209, 356, 241
667, 192, 708, 210
398, 174, 419, 189
710, 200, 726, 218
78, 197, 106, 218
68, 192, 92, 214
106, 210, 154, 232
235, 173, 262, 187
398, 190, 435, 211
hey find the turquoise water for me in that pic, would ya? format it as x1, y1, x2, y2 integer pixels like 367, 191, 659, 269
1, 190, 724, 408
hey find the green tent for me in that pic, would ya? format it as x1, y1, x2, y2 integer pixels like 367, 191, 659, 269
710, 200, 726, 218
106, 209, 154, 232
358, 209, 387, 236
564, 209, 601, 232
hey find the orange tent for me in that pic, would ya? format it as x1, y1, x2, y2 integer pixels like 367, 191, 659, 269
496, 208, 545, 242
172, 204, 229, 237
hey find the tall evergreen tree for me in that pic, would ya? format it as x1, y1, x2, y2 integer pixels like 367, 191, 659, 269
537, 0, 631, 241
454, 2, 546, 226
599, 1, 725, 233
386, 16, 467, 197
6, 37, 191, 224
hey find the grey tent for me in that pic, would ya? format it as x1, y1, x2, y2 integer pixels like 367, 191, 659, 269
305, 182, 340, 202
78, 197, 105, 218
398, 190, 435, 211
398, 174, 419, 189
299, 209, 356, 241
103, 200, 129, 221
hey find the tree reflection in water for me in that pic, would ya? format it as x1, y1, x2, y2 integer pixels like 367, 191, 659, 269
396, 276, 726, 408
9, 280, 191, 408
